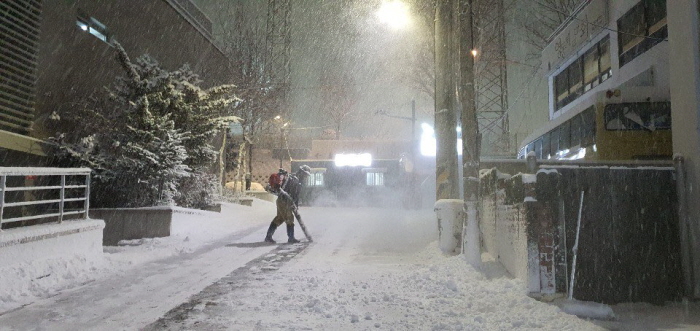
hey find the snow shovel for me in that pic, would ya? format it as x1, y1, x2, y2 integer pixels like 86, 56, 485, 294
292, 209, 313, 242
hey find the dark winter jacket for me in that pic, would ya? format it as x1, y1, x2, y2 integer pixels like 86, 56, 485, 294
281, 174, 303, 206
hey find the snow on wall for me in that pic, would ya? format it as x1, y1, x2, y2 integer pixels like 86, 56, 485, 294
481, 190, 529, 280
0, 219, 105, 312
496, 204, 528, 279
434, 199, 464, 255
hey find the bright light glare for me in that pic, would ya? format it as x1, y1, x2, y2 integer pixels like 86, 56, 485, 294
471, 49, 478, 57
420, 123, 436, 157
376, 0, 411, 30
334, 153, 372, 167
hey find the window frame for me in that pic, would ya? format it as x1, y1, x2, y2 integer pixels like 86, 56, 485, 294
617, 0, 667, 67
77, 12, 112, 44
553, 36, 612, 110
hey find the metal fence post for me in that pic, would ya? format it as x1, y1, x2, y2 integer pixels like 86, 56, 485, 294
59, 174, 65, 223
84, 173, 90, 219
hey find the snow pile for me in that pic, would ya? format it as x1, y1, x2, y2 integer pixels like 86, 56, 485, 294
0, 219, 105, 314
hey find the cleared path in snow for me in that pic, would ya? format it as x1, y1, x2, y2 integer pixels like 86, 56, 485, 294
0, 222, 279, 330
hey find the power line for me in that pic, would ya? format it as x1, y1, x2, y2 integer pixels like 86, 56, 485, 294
537, 1, 668, 42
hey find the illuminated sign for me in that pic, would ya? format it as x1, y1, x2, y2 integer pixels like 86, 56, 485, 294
334, 153, 372, 167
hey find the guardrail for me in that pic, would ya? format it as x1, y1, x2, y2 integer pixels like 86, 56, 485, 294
0, 167, 91, 229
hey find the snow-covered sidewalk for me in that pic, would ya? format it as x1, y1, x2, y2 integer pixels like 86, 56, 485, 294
0, 199, 279, 330
146, 207, 604, 330
1, 201, 698, 330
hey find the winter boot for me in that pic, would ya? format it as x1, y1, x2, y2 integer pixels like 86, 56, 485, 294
264, 223, 277, 243
287, 224, 300, 243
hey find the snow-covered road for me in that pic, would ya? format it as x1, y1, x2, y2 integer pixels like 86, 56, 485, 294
2, 201, 695, 330
140, 206, 603, 330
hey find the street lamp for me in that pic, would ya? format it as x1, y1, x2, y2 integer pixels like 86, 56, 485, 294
376, 0, 411, 30
274, 116, 289, 169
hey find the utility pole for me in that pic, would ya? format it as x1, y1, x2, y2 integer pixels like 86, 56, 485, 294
434, 0, 460, 200
459, 0, 481, 265
459, 0, 480, 201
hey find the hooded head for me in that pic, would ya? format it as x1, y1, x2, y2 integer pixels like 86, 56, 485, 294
297, 165, 311, 180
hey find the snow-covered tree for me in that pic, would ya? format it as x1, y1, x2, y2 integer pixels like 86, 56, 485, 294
51, 43, 239, 208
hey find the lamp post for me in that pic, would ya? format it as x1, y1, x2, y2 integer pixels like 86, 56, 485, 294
376, 100, 418, 206
376, 100, 416, 160
274, 116, 289, 169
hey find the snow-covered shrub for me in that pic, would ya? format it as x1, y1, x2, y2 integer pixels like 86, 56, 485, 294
51, 43, 239, 208
174, 171, 221, 210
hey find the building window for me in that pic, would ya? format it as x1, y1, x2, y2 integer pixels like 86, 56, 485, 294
617, 0, 667, 67
554, 36, 611, 110
306, 171, 325, 187
604, 102, 671, 131
365, 172, 385, 186
77, 12, 111, 44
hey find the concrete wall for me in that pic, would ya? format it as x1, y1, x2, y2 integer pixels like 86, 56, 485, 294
668, 0, 700, 299
90, 208, 173, 246
479, 171, 529, 280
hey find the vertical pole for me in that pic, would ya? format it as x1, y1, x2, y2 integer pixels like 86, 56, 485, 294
668, 0, 700, 299
459, 0, 480, 202
279, 128, 283, 169
248, 122, 255, 182
411, 99, 418, 207
59, 174, 65, 223
84, 173, 91, 219
411, 99, 416, 155
569, 190, 585, 300
435, 0, 460, 200
675, 155, 695, 298
0, 175, 6, 229
459, 0, 482, 265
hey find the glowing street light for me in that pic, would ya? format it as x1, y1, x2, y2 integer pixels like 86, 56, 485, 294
376, 0, 411, 30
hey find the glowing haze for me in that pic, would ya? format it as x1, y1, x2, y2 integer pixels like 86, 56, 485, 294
376, 0, 411, 30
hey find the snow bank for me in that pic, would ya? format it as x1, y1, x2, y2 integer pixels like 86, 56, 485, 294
0, 219, 105, 313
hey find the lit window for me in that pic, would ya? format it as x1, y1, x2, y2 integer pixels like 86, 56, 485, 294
305, 170, 325, 187
77, 13, 111, 44
366, 172, 385, 186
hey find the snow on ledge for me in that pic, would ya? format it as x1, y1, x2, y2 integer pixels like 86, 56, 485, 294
0, 167, 91, 176
0, 219, 104, 248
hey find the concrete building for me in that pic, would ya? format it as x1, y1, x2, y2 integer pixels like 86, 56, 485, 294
507, 0, 699, 299
1, 0, 233, 167
516, 0, 672, 161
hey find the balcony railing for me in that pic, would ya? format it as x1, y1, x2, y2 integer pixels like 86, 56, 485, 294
0, 167, 91, 229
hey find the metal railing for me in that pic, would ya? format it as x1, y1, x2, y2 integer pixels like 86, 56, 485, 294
0, 167, 91, 229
